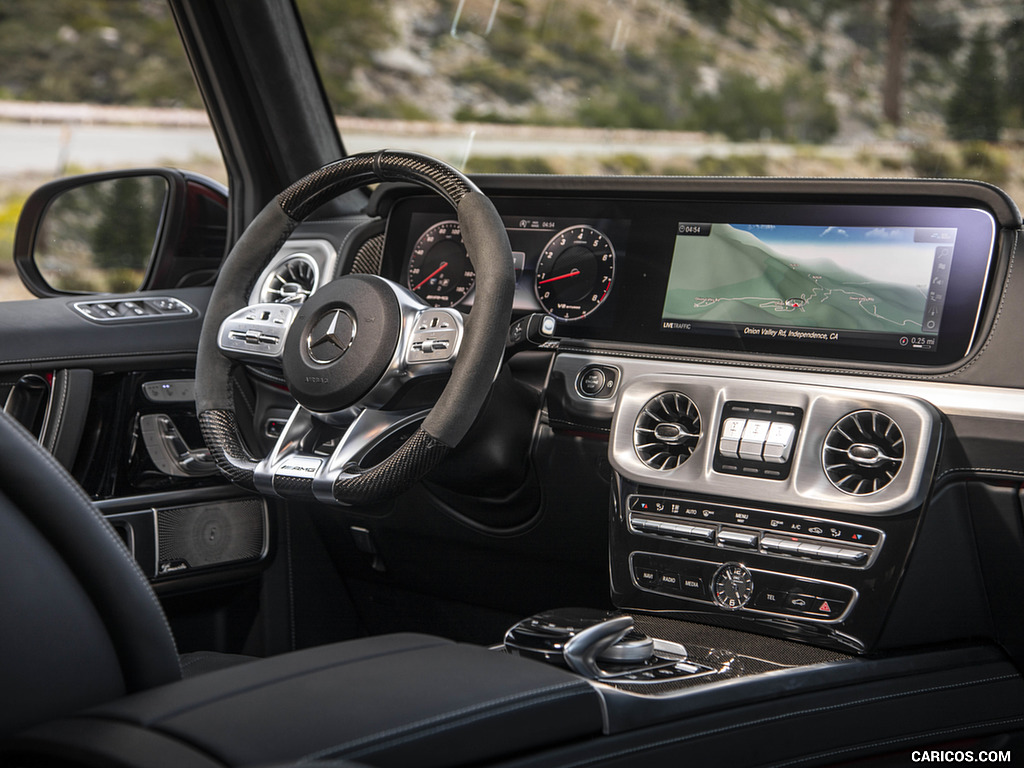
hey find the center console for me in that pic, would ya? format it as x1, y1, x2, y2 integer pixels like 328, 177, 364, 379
550, 353, 941, 655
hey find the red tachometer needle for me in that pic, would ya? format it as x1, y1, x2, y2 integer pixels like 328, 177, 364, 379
414, 261, 449, 290
537, 268, 581, 285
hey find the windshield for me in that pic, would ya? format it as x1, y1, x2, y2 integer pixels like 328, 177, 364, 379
297, 0, 1023, 201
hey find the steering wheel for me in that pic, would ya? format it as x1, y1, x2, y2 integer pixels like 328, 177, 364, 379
195, 151, 515, 505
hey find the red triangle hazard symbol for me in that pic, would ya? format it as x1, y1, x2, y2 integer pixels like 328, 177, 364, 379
819, 601, 831, 613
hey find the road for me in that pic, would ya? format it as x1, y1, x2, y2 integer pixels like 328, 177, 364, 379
0, 118, 866, 180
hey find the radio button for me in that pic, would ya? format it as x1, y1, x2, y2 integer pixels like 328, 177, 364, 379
658, 572, 682, 593
719, 418, 747, 458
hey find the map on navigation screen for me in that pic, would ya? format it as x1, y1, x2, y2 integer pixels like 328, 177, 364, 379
662, 223, 950, 335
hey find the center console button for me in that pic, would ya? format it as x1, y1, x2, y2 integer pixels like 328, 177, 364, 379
738, 420, 772, 460
836, 547, 870, 564
679, 575, 704, 597
719, 418, 747, 458
635, 566, 659, 587
754, 589, 788, 610
684, 524, 716, 542
786, 593, 847, 618
796, 542, 823, 558
718, 529, 759, 549
658, 572, 682, 593
762, 422, 796, 463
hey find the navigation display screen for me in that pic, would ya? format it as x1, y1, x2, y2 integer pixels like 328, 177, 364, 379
662, 222, 964, 354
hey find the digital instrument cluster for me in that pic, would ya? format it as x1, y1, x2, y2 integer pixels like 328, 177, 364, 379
385, 192, 997, 367
398, 209, 629, 322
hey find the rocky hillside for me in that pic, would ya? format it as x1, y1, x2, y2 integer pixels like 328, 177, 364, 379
303, 0, 1022, 143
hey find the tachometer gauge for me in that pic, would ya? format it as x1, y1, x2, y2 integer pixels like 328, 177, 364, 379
407, 220, 475, 307
534, 225, 615, 321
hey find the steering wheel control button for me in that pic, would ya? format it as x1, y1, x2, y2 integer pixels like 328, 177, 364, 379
408, 308, 461, 364
219, 303, 298, 359
306, 309, 356, 364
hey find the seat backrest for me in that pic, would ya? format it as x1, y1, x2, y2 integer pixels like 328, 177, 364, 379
0, 409, 181, 736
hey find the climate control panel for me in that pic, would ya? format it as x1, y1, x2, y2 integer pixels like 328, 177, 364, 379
627, 494, 882, 568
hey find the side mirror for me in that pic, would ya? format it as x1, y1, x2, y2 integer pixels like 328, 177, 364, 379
14, 168, 228, 298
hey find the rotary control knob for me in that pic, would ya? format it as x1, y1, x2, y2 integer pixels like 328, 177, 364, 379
711, 562, 754, 610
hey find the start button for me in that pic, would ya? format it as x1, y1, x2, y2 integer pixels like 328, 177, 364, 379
576, 366, 619, 399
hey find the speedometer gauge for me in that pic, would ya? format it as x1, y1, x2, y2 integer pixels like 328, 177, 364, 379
534, 225, 615, 321
407, 220, 475, 307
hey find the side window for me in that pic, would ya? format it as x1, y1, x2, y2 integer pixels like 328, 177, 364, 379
0, 0, 225, 301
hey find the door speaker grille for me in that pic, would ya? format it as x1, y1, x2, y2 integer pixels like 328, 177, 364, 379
633, 392, 701, 471
157, 499, 265, 574
822, 410, 904, 495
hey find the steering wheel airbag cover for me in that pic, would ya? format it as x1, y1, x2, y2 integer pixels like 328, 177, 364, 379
282, 275, 401, 413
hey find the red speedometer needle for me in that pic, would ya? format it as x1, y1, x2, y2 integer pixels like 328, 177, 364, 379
537, 268, 581, 285
414, 261, 448, 290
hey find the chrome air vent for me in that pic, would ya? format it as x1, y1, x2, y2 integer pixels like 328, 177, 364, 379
258, 253, 319, 304
823, 410, 905, 496
633, 392, 701, 471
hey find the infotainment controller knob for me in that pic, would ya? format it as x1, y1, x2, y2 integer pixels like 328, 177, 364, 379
503, 608, 655, 678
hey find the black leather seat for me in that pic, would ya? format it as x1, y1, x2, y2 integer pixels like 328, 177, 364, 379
0, 409, 603, 767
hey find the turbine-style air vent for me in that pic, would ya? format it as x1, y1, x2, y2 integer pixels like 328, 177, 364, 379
259, 253, 319, 304
633, 392, 702, 471
823, 410, 905, 495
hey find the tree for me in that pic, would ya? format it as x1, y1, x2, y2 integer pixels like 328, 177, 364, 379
946, 28, 1002, 142
882, 0, 912, 125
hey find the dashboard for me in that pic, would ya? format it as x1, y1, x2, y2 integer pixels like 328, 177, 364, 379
244, 175, 1022, 658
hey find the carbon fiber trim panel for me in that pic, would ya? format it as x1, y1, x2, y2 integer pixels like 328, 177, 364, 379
349, 233, 385, 275
278, 151, 478, 221
332, 427, 449, 505
198, 409, 258, 489
273, 474, 315, 498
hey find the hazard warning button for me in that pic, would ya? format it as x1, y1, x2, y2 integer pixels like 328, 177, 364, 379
784, 593, 847, 619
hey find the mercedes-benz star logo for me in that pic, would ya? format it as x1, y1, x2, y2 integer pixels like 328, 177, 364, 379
306, 309, 356, 365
